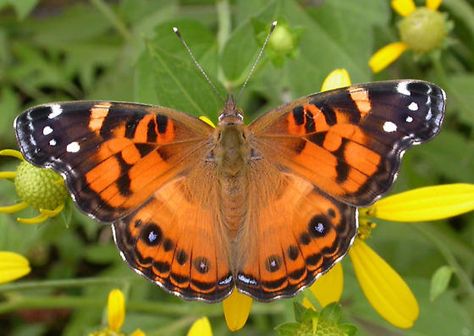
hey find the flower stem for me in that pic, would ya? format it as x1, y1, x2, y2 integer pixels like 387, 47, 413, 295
413, 224, 474, 297
89, 0, 132, 41
0, 277, 129, 293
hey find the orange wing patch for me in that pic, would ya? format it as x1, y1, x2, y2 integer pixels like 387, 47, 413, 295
113, 176, 234, 302
236, 173, 356, 301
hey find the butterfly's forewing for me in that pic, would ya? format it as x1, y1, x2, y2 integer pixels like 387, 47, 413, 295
250, 80, 445, 206
15, 102, 212, 222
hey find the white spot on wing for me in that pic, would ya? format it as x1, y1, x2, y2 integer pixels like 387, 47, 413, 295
408, 102, 418, 111
48, 104, 63, 119
49, 139, 57, 146
383, 121, 397, 133
66, 141, 80, 153
405, 116, 413, 123
397, 82, 411, 96
43, 126, 53, 135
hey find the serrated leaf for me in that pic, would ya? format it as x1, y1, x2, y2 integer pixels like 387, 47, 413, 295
430, 265, 454, 302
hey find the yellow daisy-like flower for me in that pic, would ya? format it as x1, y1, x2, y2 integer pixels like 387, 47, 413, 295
369, 0, 448, 73
0, 251, 31, 284
89, 289, 145, 336
308, 69, 474, 329
0, 149, 67, 224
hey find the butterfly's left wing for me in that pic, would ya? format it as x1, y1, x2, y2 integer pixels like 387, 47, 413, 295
15, 101, 213, 222
249, 80, 445, 206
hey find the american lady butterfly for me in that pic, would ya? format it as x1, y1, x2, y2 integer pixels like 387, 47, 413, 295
15, 80, 445, 302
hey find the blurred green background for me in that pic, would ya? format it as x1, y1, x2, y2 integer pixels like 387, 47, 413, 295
0, 0, 473, 335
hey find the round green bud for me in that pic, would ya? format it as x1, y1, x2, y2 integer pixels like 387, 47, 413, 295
15, 161, 67, 210
399, 8, 447, 53
269, 25, 294, 54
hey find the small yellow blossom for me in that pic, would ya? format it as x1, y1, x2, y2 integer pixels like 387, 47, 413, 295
89, 288, 145, 336
108, 289, 125, 332
0, 251, 31, 284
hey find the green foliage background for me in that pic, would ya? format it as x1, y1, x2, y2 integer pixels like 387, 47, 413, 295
0, 0, 473, 335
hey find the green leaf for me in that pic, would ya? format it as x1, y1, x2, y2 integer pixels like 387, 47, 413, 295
280, 0, 390, 97
275, 322, 301, 336
319, 303, 342, 323
0, 0, 39, 20
220, 1, 278, 85
419, 130, 474, 181
139, 20, 224, 118
430, 265, 454, 302
294, 302, 309, 323
446, 74, 474, 127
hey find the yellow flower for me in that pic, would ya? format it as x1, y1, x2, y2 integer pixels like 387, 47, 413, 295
90, 289, 145, 336
311, 184, 474, 329
308, 70, 474, 329
0, 149, 67, 224
369, 0, 448, 73
0, 251, 31, 284
187, 317, 213, 336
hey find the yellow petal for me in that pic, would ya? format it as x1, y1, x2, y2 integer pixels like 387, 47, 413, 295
349, 240, 419, 328
130, 329, 146, 336
391, 0, 416, 16
369, 42, 408, 73
369, 184, 474, 222
107, 289, 125, 332
199, 116, 216, 128
426, 0, 442, 10
187, 317, 212, 336
309, 262, 344, 306
320, 69, 352, 92
222, 290, 253, 331
0, 201, 29, 214
0, 251, 31, 284
0, 149, 24, 160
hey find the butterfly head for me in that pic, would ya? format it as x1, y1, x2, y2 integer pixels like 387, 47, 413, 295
218, 95, 244, 126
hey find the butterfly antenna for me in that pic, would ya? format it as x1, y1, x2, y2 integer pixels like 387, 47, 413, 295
237, 20, 278, 101
173, 27, 224, 101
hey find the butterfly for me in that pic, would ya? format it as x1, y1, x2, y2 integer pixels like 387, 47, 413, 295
15, 80, 445, 302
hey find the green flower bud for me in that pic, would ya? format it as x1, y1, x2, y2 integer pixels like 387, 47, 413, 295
15, 161, 67, 210
269, 25, 295, 54
398, 8, 447, 53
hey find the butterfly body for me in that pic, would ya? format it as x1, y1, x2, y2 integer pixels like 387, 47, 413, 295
15, 80, 445, 302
